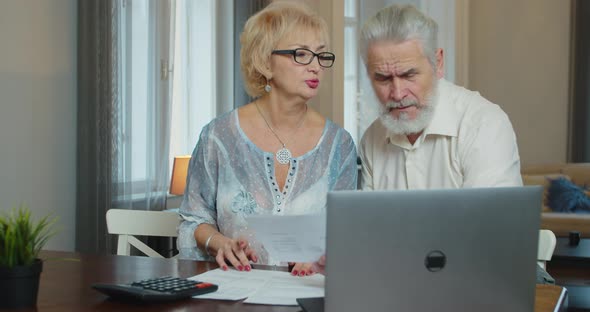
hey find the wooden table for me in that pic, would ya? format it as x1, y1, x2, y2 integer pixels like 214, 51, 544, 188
26, 251, 566, 311
547, 247, 590, 311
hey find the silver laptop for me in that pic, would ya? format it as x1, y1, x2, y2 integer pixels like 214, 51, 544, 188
321, 186, 542, 312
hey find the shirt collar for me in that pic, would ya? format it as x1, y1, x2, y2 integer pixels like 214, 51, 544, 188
423, 79, 460, 138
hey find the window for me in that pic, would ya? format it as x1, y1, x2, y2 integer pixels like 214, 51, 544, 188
343, 0, 360, 145
116, 0, 218, 195
169, 0, 217, 166
117, 0, 161, 194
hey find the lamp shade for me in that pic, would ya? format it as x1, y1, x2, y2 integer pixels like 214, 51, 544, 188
169, 155, 191, 195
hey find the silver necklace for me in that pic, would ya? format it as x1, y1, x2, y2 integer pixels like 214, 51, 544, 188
255, 102, 307, 165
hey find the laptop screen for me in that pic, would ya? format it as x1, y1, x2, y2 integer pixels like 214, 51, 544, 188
324, 186, 542, 312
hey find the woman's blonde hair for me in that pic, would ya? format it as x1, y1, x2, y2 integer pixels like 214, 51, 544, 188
240, 1, 329, 98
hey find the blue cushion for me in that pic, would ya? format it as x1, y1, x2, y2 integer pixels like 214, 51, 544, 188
546, 177, 590, 213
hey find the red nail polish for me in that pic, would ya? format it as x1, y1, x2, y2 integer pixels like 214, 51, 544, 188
223, 265, 228, 271
292, 270, 298, 276
238, 265, 244, 271
299, 271, 305, 276
245, 266, 251, 271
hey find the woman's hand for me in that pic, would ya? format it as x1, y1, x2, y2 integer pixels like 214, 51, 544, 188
214, 237, 258, 271
289, 262, 316, 277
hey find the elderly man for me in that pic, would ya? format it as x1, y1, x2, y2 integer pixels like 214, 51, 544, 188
359, 4, 522, 190
311, 4, 527, 276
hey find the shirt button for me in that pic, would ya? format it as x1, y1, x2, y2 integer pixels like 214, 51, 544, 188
277, 208, 281, 212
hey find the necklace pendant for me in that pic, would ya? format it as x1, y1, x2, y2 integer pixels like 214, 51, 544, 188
275, 147, 292, 165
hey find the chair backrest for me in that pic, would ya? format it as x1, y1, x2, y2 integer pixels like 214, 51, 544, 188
106, 209, 181, 258
537, 229, 557, 269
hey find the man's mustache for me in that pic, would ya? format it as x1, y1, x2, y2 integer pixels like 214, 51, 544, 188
384, 98, 420, 109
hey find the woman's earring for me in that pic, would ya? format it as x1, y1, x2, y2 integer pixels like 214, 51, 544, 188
264, 79, 271, 93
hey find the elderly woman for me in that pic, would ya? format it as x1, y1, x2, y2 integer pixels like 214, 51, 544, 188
178, 2, 357, 276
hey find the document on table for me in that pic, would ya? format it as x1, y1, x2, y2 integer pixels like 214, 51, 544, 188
246, 214, 326, 263
189, 268, 324, 305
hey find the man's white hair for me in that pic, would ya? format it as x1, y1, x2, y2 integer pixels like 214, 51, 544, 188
360, 4, 438, 70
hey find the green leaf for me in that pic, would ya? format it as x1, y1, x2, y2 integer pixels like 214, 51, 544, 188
0, 204, 58, 268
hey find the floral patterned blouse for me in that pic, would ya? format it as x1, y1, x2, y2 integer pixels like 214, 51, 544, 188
178, 110, 358, 264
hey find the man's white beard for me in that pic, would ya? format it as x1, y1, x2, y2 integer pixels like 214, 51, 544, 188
378, 81, 438, 136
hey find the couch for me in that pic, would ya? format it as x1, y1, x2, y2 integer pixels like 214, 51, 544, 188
521, 163, 590, 238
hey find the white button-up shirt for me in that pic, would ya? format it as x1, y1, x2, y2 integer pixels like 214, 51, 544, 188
360, 79, 522, 190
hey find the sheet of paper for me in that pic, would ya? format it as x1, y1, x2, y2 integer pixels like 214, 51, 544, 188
188, 269, 264, 300
246, 214, 326, 263
243, 272, 324, 305
189, 268, 324, 305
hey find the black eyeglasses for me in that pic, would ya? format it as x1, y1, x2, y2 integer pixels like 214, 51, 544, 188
271, 48, 335, 68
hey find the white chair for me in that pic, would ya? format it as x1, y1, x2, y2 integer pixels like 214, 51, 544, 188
537, 229, 557, 269
106, 209, 181, 258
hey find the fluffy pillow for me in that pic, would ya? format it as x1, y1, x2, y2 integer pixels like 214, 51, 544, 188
546, 177, 590, 213
522, 174, 570, 212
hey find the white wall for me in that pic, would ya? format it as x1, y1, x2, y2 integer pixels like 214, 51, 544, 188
0, 0, 77, 251
468, 0, 571, 165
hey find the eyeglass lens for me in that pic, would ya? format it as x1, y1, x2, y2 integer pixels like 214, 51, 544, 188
294, 49, 334, 67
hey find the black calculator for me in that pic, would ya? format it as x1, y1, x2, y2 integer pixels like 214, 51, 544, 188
92, 276, 218, 302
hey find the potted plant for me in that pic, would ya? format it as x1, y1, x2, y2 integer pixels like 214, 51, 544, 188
0, 205, 57, 309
